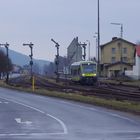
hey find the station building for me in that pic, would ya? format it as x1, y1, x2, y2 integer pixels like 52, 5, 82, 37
100, 37, 136, 77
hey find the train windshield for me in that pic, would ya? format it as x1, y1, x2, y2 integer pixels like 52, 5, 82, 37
82, 64, 96, 73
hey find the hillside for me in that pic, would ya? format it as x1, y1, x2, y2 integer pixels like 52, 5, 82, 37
0, 47, 50, 73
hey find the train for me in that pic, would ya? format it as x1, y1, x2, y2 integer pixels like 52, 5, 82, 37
70, 61, 97, 85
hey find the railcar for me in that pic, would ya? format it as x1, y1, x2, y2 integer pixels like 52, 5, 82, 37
70, 61, 97, 84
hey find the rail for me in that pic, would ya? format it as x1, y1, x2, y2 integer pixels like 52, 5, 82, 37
9, 75, 140, 102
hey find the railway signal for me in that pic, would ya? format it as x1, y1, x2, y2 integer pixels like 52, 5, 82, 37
23, 42, 34, 91
79, 42, 87, 61
51, 38, 60, 82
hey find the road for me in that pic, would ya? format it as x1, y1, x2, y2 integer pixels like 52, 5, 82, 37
0, 87, 140, 140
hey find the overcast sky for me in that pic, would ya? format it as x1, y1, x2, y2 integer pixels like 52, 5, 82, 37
0, 0, 140, 61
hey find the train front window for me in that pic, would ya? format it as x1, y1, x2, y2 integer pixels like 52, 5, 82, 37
82, 64, 96, 73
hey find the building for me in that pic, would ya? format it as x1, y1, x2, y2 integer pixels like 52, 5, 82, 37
100, 37, 136, 77
67, 37, 82, 64
125, 45, 140, 80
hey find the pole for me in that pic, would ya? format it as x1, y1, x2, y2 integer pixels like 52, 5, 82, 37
30, 45, 33, 80
97, 0, 100, 76
51, 39, 60, 82
32, 76, 35, 92
86, 40, 90, 61
76, 42, 79, 62
121, 24, 123, 38
93, 35, 98, 61
5, 43, 9, 84
64, 56, 68, 86
111, 22, 123, 39
111, 23, 123, 75
56, 45, 59, 82
23, 42, 34, 87
119, 24, 123, 73
79, 43, 87, 61
83, 44, 86, 61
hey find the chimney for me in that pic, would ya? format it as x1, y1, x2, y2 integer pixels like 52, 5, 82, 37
112, 37, 118, 41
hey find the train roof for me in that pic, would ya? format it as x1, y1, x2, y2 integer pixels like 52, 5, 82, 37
71, 61, 96, 66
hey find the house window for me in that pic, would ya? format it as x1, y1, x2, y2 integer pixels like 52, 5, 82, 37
118, 42, 121, 47
112, 48, 116, 54
123, 48, 127, 54
111, 57, 116, 63
122, 57, 127, 62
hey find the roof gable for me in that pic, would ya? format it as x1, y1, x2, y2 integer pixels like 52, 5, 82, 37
100, 38, 136, 48
67, 37, 78, 49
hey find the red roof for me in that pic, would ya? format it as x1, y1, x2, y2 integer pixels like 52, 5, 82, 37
136, 45, 140, 57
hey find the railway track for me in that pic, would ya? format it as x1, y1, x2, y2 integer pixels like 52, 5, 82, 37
9, 75, 140, 102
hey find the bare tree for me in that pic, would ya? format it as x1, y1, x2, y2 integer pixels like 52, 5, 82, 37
0, 50, 13, 79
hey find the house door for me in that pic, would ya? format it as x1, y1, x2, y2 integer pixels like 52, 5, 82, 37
114, 70, 119, 77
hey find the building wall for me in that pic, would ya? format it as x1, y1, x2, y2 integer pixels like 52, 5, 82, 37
133, 55, 140, 76
100, 38, 135, 77
67, 37, 82, 64
125, 55, 140, 79
106, 64, 132, 77
101, 40, 135, 65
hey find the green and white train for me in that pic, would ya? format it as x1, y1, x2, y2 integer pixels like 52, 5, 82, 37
70, 61, 97, 84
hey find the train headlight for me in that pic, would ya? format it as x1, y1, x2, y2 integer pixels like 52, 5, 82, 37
82, 73, 85, 77
93, 73, 96, 76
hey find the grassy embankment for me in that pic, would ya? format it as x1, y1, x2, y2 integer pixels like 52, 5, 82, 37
0, 80, 140, 115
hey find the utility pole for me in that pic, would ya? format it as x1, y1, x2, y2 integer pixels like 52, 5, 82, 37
51, 38, 60, 82
97, 0, 100, 76
93, 34, 98, 62
111, 22, 123, 75
111, 23, 123, 38
64, 56, 68, 86
0, 43, 9, 83
23, 42, 34, 81
120, 24, 123, 39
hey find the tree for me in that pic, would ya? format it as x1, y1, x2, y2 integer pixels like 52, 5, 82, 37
0, 50, 13, 79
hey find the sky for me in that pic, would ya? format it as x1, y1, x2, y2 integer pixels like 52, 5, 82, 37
0, 0, 140, 61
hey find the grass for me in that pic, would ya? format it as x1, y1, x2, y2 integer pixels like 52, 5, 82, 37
0, 80, 140, 115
